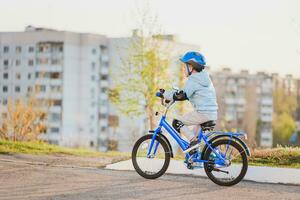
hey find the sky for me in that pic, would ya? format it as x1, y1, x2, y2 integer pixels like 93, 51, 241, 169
0, 0, 299, 77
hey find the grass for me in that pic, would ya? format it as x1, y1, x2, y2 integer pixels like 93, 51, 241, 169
1, 140, 300, 169
0, 140, 130, 158
248, 147, 300, 169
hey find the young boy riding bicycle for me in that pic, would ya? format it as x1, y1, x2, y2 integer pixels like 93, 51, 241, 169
163, 51, 218, 153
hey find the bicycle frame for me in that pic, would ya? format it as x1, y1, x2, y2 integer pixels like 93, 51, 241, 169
146, 101, 249, 165
148, 115, 228, 164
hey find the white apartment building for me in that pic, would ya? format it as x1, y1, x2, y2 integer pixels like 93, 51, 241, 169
211, 69, 273, 147
0, 26, 110, 150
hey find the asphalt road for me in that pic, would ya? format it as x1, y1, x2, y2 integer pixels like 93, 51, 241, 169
0, 160, 299, 200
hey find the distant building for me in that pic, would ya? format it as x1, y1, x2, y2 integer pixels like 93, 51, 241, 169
0, 26, 110, 150
211, 69, 273, 147
0, 26, 200, 151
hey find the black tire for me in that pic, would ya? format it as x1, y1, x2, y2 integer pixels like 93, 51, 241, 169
132, 134, 171, 179
203, 139, 248, 186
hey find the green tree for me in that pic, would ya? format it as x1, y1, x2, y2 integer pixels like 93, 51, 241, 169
273, 113, 296, 146
110, 7, 171, 129
273, 88, 297, 115
272, 88, 297, 146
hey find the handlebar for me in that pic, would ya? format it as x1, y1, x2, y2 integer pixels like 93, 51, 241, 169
156, 89, 172, 106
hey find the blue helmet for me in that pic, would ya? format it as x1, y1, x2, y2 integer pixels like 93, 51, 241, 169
180, 51, 206, 76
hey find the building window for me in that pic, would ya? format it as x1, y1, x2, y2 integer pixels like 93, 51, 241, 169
3, 60, 9, 66
16, 46, 22, 53
92, 48, 97, 54
28, 73, 31, 79
15, 86, 21, 92
90, 141, 94, 147
28, 46, 34, 53
15, 60, 21, 66
50, 72, 61, 79
50, 127, 60, 133
100, 74, 108, 80
50, 85, 62, 92
2, 99, 7, 105
38, 58, 49, 65
101, 87, 107, 93
59, 46, 63, 52
50, 113, 61, 122
3, 46, 9, 53
48, 140, 59, 145
3, 73, 8, 79
3, 86, 8, 93
35, 85, 46, 92
39, 46, 47, 52
53, 100, 62, 106
16, 73, 21, 80
28, 59, 34, 66
91, 62, 96, 70
51, 59, 62, 65
1, 113, 8, 119
99, 113, 107, 119
103, 61, 109, 67
27, 86, 32, 93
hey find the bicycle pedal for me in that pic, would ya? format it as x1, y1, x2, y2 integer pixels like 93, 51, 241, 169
187, 163, 194, 170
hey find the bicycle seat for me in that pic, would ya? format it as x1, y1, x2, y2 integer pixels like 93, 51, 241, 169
200, 120, 216, 131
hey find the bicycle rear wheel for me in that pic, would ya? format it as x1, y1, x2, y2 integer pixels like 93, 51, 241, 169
203, 139, 248, 186
132, 134, 171, 179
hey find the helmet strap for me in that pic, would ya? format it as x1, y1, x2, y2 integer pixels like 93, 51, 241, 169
185, 63, 192, 76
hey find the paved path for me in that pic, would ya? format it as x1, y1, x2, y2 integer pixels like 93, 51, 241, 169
106, 159, 300, 185
0, 159, 300, 200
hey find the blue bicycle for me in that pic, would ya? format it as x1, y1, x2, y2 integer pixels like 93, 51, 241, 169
132, 89, 251, 186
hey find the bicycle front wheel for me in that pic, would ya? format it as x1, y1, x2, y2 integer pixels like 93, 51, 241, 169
132, 134, 170, 179
203, 139, 248, 186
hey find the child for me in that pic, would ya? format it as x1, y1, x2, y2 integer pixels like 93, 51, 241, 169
164, 51, 218, 153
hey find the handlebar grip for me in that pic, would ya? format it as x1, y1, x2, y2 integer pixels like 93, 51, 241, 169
159, 88, 165, 94
156, 92, 163, 98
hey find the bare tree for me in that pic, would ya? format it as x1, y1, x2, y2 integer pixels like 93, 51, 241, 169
0, 97, 47, 141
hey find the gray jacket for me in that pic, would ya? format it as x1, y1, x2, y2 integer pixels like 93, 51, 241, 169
165, 70, 218, 120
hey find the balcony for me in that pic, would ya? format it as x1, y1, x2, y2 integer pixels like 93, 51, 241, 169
100, 67, 109, 75
261, 98, 272, 105
49, 106, 62, 113
100, 106, 108, 114
35, 65, 63, 72
35, 78, 62, 86
99, 120, 108, 127
260, 107, 273, 114
100, 80, 109, 88
261, 115, 272, 122
101, 55, 109, 63
100, 94, 108, 100
36, 92, 62, 99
